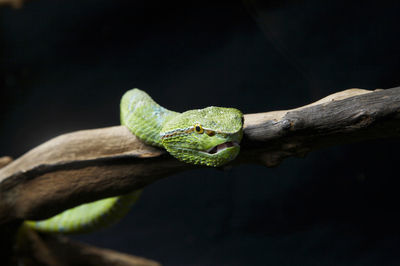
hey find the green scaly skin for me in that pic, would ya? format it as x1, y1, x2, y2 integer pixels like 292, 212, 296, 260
25, 89, 243, 234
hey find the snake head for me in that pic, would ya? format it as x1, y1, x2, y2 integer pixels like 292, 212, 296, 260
160, 107, 243, 167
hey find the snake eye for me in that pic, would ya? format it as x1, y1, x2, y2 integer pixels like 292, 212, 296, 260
194, 124, 204, 134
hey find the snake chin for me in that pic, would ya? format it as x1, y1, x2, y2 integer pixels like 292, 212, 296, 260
204, 141, 240, 154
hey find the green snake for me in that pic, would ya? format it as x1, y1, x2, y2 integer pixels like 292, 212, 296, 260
25, 89, 243, 234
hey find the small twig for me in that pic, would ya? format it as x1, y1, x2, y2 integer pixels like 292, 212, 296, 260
0, 0, 24, 8
17, 226, 161, 266
0, 156, 13, 169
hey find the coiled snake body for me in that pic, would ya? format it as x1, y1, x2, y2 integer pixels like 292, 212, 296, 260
26, 89, 243, 233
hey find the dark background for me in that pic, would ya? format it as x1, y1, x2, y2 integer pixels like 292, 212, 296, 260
1, 1, 400, 265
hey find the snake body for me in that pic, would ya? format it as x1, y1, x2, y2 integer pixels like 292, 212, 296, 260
26, 89, 243, 233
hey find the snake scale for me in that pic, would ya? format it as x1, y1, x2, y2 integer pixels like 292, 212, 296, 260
25, 89, 243, 234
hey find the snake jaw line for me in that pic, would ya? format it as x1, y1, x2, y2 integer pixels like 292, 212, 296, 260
205, 141, 239, 154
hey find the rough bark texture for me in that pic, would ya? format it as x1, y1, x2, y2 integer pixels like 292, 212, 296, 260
0, 87, 399, 265
240, 87, 400, 166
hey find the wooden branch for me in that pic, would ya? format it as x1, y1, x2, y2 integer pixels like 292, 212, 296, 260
0, 0, 24, 8
0, 126, 189, 224
1, 87, 399, 226
240, 87, 400, 165
16, 226, 160, 266
0, 156, 12, 169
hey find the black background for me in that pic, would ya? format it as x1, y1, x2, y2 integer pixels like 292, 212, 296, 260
1, 1, 400, 265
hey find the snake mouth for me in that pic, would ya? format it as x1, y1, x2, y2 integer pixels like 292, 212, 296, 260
205, 141, 240, 154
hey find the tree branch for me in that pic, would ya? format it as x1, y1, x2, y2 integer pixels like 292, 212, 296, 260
0, 0, 25, 8
1, 87, 399, 226
16, 226, 161, 266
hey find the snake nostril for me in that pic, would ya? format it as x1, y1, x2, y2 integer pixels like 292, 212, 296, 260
206, 130, 215, 136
